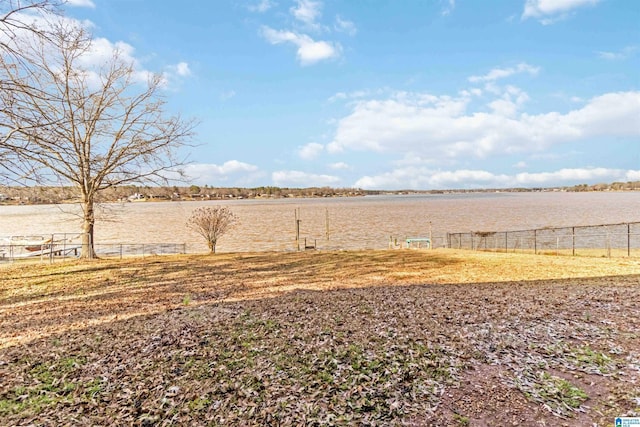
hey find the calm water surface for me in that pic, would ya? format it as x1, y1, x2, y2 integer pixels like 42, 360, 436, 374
0, 192, 638, 253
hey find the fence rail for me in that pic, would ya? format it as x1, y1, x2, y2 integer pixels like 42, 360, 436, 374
0, 232, 188, 263
94, 243, 187, 259
446, 222, 640, 257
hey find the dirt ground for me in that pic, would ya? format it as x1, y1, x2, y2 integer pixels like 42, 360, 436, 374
1, 249, 639, 426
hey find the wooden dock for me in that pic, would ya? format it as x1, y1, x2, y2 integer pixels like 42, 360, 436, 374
5, 245, 81, 259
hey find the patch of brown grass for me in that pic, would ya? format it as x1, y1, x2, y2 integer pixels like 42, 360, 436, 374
1, 249, 639, 425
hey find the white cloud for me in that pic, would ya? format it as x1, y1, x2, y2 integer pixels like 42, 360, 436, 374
186, 161, 258, 179
487, 98, 517, 117
460, 88, 483, 97
161, 62, 192, 87
441, 0, 455, 16
79, 37, 136, 68
328, 90, 640, 161
174, 62, 191, 77
355, 168, 508, 190
468, 63, 540, 83
220, 90, 236, 101
258, 1, 351, 65
488, 86, 530, 116
328, 90, 371, 103
10, 15, 169, 88
394, 154, 440, 167
298, 142, 324, 160
328, 162, 350, 170
596, 46, 637, 60
513, 161, 528, 169
260, 26, 340, 65
184, 161, 263, 186
0, 15, 130, 77
291, 0, 322, 27
327, 91, 472, 155
272, 170, 340, 187
0, 13, 182, 91
334, 15, 357, 36
66, 0, 96, 7
248, 0, 276, 13
328, 92, 347, 102
514, 167, 615, 184
522, 0, 600, 24
63, 36, 160, 88
354, 167, 640, 190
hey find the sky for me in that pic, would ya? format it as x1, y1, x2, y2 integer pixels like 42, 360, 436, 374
60, 0, 639, 190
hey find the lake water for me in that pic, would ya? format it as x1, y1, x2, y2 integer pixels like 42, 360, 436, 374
0, 192, 639, 253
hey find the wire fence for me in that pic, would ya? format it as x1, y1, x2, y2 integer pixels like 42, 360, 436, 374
4, 221, 639, 263
94, 243, 188, 259
446, 222, 640, 257
0, 233, 188, 264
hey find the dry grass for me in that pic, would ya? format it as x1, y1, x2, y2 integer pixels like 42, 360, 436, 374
1, 249, 639, 425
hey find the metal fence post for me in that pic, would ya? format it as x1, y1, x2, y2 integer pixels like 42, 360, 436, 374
49, 233, 55, 264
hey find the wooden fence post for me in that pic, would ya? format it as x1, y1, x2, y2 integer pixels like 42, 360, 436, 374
325, 208, 329, 241
295, 208, 301, 251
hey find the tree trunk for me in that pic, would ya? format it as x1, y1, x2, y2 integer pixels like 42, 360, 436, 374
80, 195, 96, 259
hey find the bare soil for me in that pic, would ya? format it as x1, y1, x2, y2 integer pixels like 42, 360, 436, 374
1, 249, 639, 426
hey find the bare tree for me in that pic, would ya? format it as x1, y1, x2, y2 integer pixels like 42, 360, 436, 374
0, 18, 196, 258
187, 206, 238, 254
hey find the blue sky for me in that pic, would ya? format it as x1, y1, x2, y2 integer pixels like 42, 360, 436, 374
64, 0, 639, 190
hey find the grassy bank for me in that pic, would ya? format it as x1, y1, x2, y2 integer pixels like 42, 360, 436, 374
1, 250, 639, 425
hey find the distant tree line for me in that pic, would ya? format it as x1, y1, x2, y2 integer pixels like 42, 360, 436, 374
0, 185, 370, 204
566, 182, 640, 192
2, 181, 640, 205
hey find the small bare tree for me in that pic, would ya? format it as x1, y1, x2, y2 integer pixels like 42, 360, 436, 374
187, 206, 238, 254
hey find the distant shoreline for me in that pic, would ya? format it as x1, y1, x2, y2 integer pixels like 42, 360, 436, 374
0, 182, 639, 206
